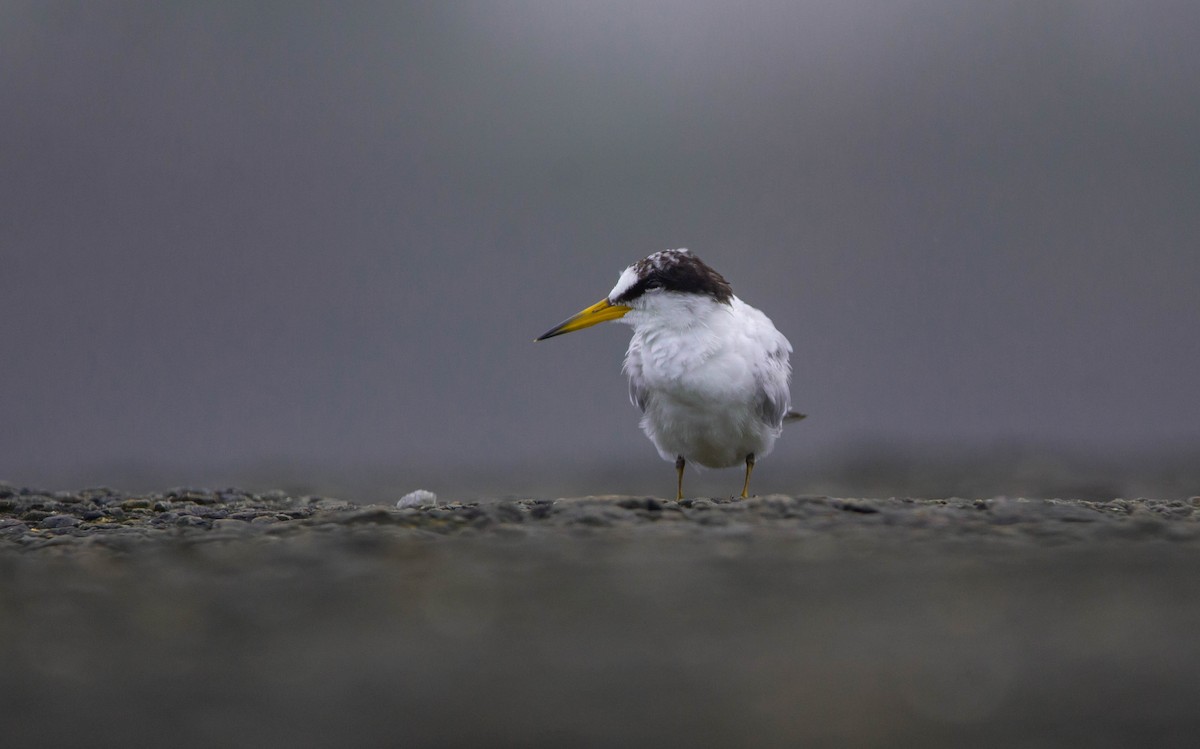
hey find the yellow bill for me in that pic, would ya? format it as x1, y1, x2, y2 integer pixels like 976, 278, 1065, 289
536, 298, 631, 341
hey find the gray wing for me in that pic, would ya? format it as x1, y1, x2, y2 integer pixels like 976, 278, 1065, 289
622, 338, 649, 412
750, 317, 793, 429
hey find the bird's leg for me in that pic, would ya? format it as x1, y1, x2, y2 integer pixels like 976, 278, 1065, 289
675, 456, 686, 501
740, 453, 756, 499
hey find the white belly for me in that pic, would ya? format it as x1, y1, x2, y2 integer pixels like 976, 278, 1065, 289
640, 392, 780, 468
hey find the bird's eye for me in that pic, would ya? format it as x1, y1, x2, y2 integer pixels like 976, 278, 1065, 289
644, 278, 663, 290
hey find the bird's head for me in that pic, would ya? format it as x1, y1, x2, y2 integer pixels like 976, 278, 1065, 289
536, 248, 733, 340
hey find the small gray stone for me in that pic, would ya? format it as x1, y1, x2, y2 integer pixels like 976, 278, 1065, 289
833, 499, 881, 514
617, 497, 662, 511
339, 508, 397, 525
491, 502, 525, 523
39, 514, 82, 529
0, 518, 28, 533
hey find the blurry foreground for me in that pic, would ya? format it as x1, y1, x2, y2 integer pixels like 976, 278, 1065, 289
2, 488, 1199, 748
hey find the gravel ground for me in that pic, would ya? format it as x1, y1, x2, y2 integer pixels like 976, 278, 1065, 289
3, 484, 1199, 748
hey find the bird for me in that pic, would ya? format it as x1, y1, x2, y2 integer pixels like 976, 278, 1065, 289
536, 248, 804, 500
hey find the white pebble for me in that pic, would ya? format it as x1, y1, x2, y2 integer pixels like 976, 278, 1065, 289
397, 489, 438, 508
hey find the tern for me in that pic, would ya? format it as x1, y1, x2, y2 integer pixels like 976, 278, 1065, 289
536, 248, 803, 499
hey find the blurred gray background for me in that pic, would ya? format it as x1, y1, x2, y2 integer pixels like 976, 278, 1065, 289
3, 1, 1198, 499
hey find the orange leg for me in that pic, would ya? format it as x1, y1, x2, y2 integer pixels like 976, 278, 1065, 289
740, 453, 756, 499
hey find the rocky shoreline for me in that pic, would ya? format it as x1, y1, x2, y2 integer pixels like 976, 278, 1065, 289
3, 484, 1198, 553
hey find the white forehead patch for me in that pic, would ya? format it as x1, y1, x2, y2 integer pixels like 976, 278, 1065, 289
608, 265, 641, 302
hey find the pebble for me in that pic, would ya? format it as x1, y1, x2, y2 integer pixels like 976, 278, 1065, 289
490, 502, 525, 523
397, 490, 438, 508
38, 515, 82, 529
